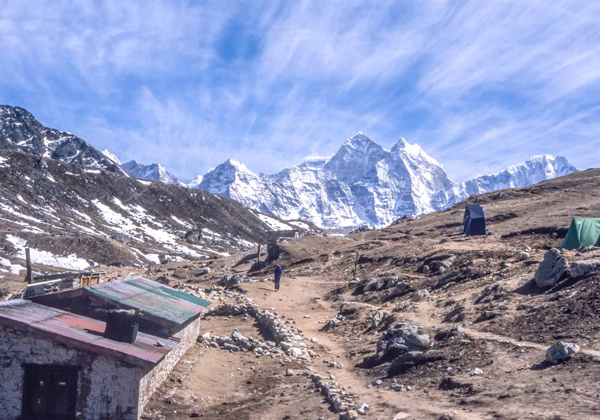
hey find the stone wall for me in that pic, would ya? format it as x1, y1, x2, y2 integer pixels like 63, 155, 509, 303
0, 326, 145, 420
137, 316, 201, 416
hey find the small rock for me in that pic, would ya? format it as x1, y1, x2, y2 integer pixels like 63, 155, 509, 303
356, 403, 369, 414
517, 251, 530, 261
371, 311, 384, 329
471, 368, 484, 376
339, 410, 359, 420
411, 289, 429, 302
224, 343, 241, 352
286, 368, 295, 376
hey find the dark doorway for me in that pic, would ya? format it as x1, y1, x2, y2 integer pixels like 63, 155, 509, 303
22, 364, 78, 420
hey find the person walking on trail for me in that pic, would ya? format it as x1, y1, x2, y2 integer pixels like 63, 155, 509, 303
274, 265, 283, 291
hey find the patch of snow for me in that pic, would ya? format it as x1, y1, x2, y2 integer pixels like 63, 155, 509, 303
70, 208, 93, 223
143, 253, 161, 264
46, 174, 56, 182
171, 215, 193, 229
85, 169, 101, 174
7, 234, 92, 270
0, 256, 26, 275
137, 179, 152, 186
288, 221, 310, 229
254, 212, 293, 231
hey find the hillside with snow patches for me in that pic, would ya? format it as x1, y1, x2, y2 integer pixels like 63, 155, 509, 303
193, 134, 578, 228
0, 150, 309, 281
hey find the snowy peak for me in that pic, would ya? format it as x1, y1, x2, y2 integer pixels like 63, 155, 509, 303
122, 160, 179, 185
0, 105, 128, 176
188, 174, 204, 188
462, 154, 578, 196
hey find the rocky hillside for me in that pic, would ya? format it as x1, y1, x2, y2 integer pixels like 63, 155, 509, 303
0, 150, 311, 288
194, 133, 577, 229
0, 105, 128, 176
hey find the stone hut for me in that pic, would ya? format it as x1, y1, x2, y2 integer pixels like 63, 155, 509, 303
0, 277, 210, 420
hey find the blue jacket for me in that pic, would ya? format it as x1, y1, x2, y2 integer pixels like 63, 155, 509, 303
274, 266, 283, 279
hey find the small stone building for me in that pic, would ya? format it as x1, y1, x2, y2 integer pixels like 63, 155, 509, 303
0, 277, 210, 420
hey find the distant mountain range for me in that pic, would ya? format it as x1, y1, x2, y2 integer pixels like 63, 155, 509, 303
0, 105, 578, 228
191, 134, 577, 228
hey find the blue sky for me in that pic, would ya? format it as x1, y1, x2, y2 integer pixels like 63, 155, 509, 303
1, 0, 600, 182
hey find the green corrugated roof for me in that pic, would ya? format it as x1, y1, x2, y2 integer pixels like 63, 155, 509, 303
84, 277, 211, 327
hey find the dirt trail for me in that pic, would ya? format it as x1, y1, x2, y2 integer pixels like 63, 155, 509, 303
239, 276, 499, 420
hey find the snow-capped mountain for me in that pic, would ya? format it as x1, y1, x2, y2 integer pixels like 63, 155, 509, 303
0, 105, 128, 176
462, 155, 577, 196
122, 160, 179, 185
193, 133, 578, 228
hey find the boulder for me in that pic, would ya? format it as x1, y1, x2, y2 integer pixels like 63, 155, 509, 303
389, 282, 408, 298
430, 256, 456, 271
534, 248, 569, 288
377, 323, 430, 358
385, 276, 399, 289
363, 278, 379, 292
219, 274, 250, 287
546, 342, 580, 364
571, 260, 600, 279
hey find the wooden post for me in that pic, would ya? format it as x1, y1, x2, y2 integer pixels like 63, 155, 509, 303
25, 248, 32, 284
257, 244, 262, 263
353, 251, 360, 280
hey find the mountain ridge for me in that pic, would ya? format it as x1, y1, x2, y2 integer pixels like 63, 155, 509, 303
0, 105, 129, 177
193, 134, 578, 228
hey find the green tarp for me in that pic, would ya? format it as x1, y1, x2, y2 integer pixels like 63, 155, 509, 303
560, 217, 600, 250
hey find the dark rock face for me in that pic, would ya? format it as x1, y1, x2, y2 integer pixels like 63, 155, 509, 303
0, 105, 127, 176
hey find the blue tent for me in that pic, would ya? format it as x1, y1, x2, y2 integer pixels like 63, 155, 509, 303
464, 204, 486, 236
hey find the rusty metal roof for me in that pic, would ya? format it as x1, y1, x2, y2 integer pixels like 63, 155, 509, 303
0, 299, 178, 369
84, 277, 210, 330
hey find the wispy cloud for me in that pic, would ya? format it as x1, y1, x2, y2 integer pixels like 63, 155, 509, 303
1, 0, 599, 181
